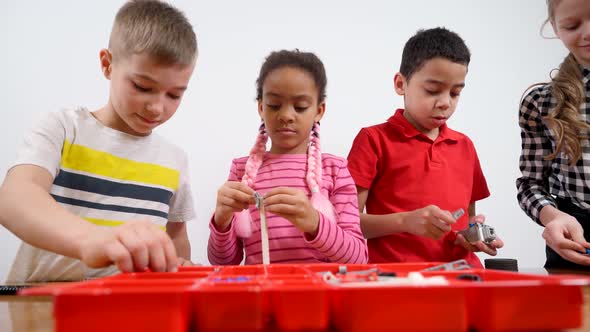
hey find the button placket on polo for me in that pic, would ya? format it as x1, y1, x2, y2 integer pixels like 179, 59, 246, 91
428, 140, 444, 167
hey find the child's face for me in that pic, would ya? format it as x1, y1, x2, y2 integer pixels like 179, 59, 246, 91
258, 67, 325, 154
394, 57, 467, 138
551, 0, 590, 68
102, 50, 195, 136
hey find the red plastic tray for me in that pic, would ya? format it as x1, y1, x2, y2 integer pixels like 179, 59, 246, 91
19, 263, 589, 332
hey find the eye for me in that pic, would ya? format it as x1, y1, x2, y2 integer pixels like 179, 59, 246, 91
132, 82, 151, 92
167, 93, 181, 100
294, 106, 309, 112
451, 91, 461, 98
425, 89, 438, 95
266, 104, 281, 111
561, 23, 579, 30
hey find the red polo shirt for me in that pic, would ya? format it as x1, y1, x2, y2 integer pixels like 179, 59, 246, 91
347, 109, 490, 267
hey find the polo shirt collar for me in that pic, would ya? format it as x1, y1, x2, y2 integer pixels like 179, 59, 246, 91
387, 108, 461, 142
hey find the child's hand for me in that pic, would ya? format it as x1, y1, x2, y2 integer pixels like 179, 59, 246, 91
79, 220, 178, 273
455, 215, 504, 255
404, 205, 456, 240
214, 181, 255, 231
263, 187, 320, 236
543, 214, 590, 265
177, 257, 194, 267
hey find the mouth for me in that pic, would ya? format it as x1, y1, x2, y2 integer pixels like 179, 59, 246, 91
431, 116, 447, 126
276, 127, 297, 134
137, 114, 160, 125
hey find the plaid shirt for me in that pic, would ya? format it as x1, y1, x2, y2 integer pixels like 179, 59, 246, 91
516, 67, 590, 225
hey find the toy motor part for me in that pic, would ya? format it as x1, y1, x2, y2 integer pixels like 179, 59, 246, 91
322, 271, 448, 287
422, 259, 472, 272
458, 223, 496, 244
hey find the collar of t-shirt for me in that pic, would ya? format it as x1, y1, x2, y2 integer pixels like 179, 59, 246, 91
386, 108, 461, 143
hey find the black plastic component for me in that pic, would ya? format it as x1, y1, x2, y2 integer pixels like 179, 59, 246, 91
456, 273, 482, 282
0, 285, 32, 295
484, 258, 518, 272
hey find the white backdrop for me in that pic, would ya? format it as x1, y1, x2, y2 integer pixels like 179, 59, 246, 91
0, 0, 568, 280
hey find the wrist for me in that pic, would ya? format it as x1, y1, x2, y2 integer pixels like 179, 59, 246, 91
304, 210, 320, 237
395, 211, 412, 233
72, 219, 98, 260
213, 213, 232, 232
539, 205, 573, 227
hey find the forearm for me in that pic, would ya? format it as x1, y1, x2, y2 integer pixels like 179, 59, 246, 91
360, 212, 408, 239
516, 177, 556, 225
167, 222, 191, 260
207, 215, 243, 265
355, 186, 408, 239
516, 111, 556, 225
173, 237, 190, 260
0, 179, 90, 260
306, 212, 368, 264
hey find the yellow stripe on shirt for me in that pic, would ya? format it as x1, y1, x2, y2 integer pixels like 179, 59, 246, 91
84, 217, 166, 231
61, 140, 179, 191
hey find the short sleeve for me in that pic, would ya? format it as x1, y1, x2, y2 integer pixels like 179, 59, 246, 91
347, 128, 380, 189
469, 140, 490, 203
11, 111, 67, 178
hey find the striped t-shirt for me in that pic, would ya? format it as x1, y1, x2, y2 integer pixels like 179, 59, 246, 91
7, 108, 195, 283
208, 153, 368, 265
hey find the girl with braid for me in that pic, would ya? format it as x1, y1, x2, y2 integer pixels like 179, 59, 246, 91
517, 0, 590, 268
208, 50, 368, 265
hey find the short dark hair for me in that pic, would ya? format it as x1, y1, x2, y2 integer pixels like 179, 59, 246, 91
400, 27, 470, 81
256, 50, 327, 102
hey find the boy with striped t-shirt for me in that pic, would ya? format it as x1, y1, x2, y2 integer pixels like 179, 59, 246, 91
0, 1, 198, 282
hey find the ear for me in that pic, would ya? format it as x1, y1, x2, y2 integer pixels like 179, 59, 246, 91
314, 101, 326, 123
257, 99, 264, 118
99, 49, 113, 79
393, 72, 407, 96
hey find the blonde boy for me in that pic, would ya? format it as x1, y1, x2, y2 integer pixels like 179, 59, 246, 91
0, 0, 198, 282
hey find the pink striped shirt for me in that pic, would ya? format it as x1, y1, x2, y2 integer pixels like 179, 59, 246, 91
208, 153, 368, 265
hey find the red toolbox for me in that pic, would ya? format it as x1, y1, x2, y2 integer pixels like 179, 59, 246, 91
21, 263, 589, 332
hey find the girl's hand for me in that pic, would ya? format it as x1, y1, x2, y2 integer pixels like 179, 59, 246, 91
543, 214, 590, 265
403, 205, 456, 240
214, 181, 255, 231
455, 214, 504, 255
263, 187, 320, 236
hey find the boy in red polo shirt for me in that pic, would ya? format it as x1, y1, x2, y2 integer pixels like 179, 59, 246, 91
347, 27, 503, 267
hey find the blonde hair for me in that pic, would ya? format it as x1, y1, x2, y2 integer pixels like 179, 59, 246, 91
109, 0, 197, 66
540, 0, 589, 165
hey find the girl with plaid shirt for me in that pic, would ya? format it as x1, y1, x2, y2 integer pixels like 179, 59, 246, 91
517, 0, 590, 268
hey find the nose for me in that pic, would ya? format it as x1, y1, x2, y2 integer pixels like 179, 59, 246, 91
145, 96, 165, 117
436, 95, 451, 110
583, 22, 590, 41
277, 106, 295, 123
